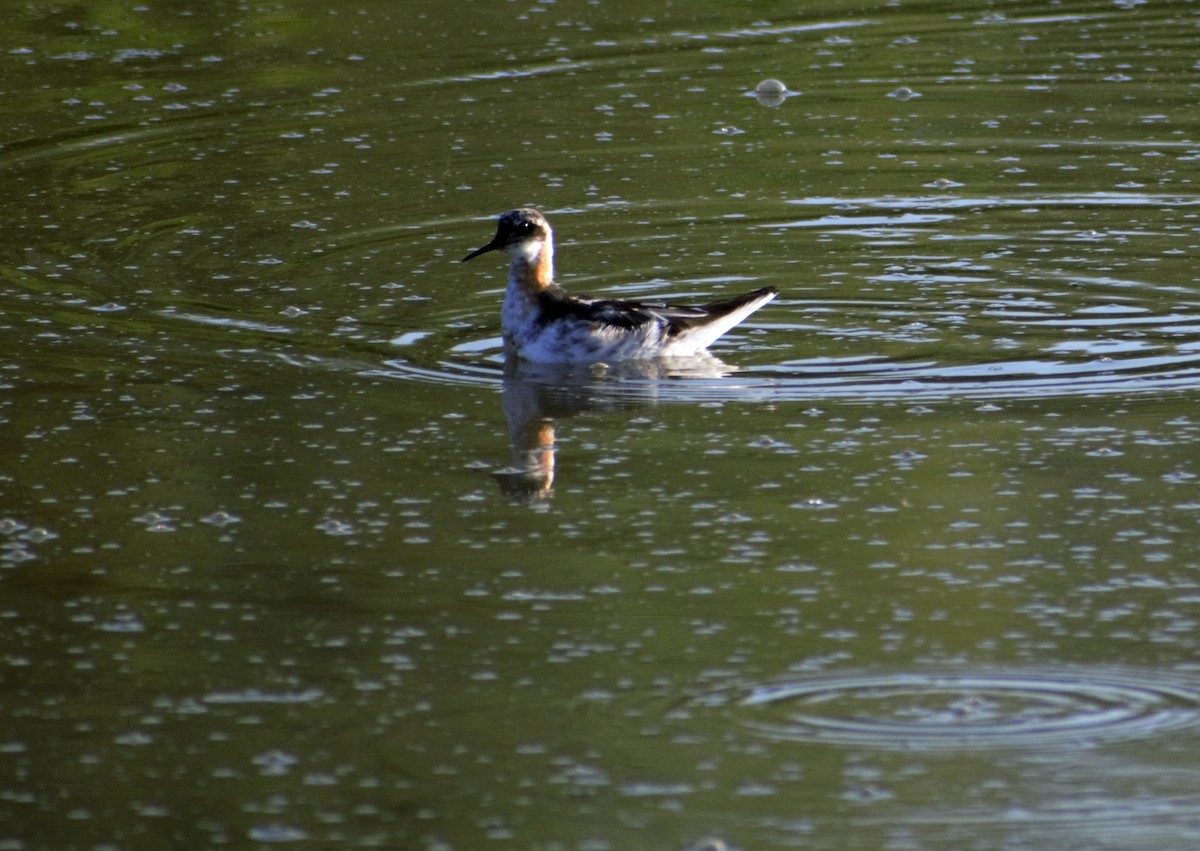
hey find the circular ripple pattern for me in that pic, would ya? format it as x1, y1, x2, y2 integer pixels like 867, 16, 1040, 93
701, 669, 1200, 751
380, 195, 1200, 404
377, 350, 1200, 403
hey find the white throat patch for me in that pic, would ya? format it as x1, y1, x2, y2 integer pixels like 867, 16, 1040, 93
509, 238, 546, 267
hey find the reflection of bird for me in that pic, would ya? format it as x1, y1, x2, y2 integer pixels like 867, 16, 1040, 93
463, 208, 777, 363
493, 356, 736, 502
493, 411, 557, 502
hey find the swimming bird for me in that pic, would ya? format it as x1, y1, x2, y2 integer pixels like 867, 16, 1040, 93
462, 208, 777, 363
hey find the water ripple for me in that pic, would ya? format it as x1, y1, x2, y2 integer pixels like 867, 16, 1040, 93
691, 668, 1200, 751
375, 346, 1200, 403
375, 229, 1200, 401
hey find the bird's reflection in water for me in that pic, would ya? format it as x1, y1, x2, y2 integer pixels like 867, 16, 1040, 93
493, 353, 739, 503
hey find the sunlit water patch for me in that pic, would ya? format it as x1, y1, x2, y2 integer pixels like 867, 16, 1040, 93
689, 667, 1200, 751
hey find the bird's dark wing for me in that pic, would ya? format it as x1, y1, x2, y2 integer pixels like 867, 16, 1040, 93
536, 285, 778, 336
533, 287, 673, 331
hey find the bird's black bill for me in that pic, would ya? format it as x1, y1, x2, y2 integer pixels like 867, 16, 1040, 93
462, 240, 501, 262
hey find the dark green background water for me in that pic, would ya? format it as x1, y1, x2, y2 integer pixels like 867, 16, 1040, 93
5, 1, 1200, 848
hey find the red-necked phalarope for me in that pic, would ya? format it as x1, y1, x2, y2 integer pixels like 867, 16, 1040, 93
463, 208, 778, 363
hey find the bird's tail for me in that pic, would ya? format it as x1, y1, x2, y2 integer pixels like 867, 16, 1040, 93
669, 286, 778, 352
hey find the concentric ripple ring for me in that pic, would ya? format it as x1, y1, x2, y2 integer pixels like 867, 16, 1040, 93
700, 669, 1200, 751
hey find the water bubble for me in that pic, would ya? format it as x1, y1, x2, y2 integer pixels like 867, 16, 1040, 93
754, 78, 787, 94
751, 78, 794, 108
248, 824, 308, 843
0, 519, 28, 535
252, 749, 298, 776
200, 511, 240, 527
18, 527, 56, 543
134, 511, 175, 533
315, 518, 354, 536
